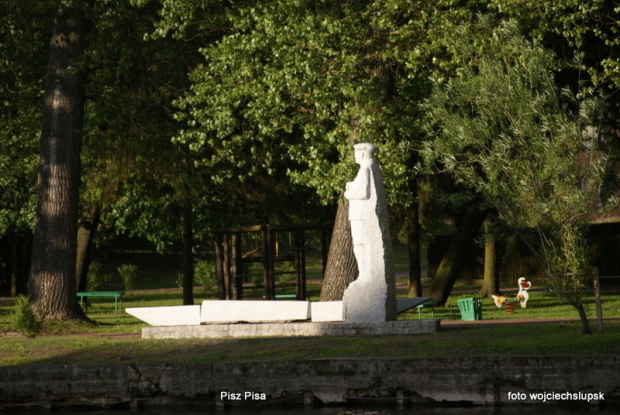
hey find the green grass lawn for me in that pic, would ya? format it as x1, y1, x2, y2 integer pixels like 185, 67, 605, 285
1, 245, 619, 366
398, 288, 620, 322
1, 282, 619, 367
1, 320, 619, 367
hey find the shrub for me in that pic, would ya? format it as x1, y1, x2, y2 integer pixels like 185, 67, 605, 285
86, 260, 102, 291
118, 263, 138, 291
87, 261, 113, 291
175, 272, 184, 289
9, 295, 43, 339
278, 263, 296, 282
194, 260, 217, 291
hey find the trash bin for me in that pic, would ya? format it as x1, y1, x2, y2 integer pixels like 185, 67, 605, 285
457, 297, 483, 321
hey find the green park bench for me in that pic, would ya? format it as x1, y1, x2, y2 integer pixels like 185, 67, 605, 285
416, 301, 439, 319
262, 294, 299, 299
77, 291, 123, 314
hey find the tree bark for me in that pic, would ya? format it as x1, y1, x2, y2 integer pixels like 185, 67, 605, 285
29, 0, 87, 320
75, 204, 99, 292
478, 221, 499, 297
319, 195, 358, 301
429, 203, 487, 305
407, 176, 422, 297
576, 302, 592, 335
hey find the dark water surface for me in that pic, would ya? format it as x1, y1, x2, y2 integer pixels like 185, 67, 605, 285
10, 406, 607, 415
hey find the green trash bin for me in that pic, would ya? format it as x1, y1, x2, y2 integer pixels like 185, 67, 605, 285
457, 297, 483, 321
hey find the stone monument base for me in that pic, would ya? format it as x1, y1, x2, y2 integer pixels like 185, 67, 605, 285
142, 319, 439, 339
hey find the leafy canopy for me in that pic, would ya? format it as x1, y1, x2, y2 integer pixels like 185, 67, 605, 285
422, 18, 602, 228
172, 0, 430, 205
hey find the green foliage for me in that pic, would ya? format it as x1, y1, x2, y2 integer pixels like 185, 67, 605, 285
1, 0, 618, 287
0, 1, 55, 235
172, 0, 424, 206
86, 260, 101, 291
86, 260, 114, 291
278, 263, 297, 283
487, 0, 620, 93
9, 296, 43, 339
193, 260, 217, 291
421, 18, 606, 330
423, 19, 595, 225
118, 263, 138, 291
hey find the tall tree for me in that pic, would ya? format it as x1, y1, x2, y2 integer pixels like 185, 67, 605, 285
422, 18, 605, 333
478, 221, 499, 297
29, 0, 87, 319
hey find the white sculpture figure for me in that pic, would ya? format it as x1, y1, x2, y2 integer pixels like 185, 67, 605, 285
342, 143, 397, 322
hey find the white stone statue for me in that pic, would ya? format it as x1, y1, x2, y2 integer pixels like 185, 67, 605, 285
342, 143, 397, 322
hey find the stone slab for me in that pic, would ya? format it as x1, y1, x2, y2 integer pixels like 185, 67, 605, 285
310, 301, 344, 322
143, 319, 440, 339
125, 305, 201, 326
200, 300, 311, 323
396, 297, 432, 314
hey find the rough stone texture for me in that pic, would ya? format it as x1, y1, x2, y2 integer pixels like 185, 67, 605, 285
342, 143, 397, 323
142, 319, 439, 339
1, 357, 618, 410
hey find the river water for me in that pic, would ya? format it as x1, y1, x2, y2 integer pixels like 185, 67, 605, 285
10, 406, 606, 415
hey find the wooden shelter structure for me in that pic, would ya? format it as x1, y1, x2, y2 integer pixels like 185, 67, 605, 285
214, 224, 331, 300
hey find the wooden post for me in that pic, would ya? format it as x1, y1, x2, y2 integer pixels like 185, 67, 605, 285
268, 228, 276, 299
231, 233, 243, 300
214, 233, 226, 300
222, 233, 231, 300
262, 226, 275, 300
231, 233, 238, 300
294, 229, 306, 300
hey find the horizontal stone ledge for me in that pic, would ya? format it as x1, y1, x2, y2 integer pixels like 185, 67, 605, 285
142, 319, 440, 339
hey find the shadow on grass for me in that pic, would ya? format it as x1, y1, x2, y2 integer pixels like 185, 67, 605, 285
3, 320, 619, 368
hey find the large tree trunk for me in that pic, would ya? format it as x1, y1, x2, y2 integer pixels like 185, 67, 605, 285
478, 221, 499, 297
429, 203, 487, 305
29, 0, 86, 320
319, 195, 358, 301
75, 204, 99, 292
407, 175, 423, 297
